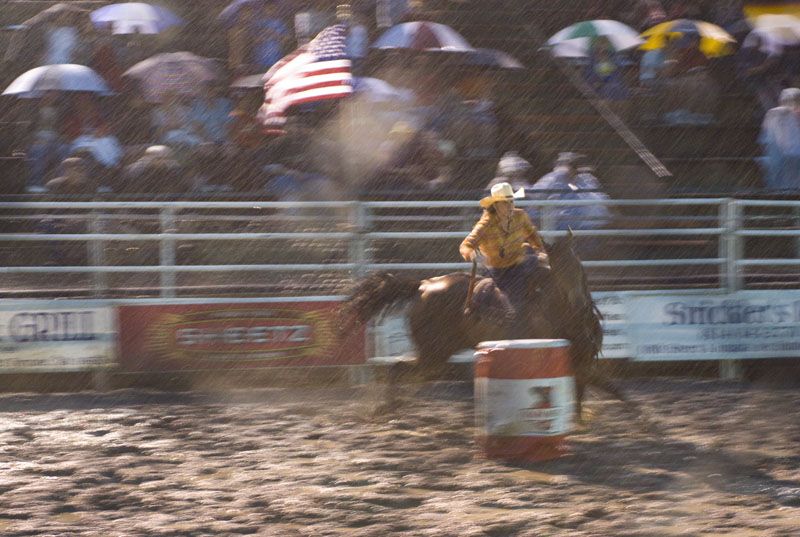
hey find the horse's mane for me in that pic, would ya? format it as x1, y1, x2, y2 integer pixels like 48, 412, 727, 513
338, 272, 421, 336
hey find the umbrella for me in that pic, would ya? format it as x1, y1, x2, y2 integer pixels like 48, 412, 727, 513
372, 21, 474, 51
750, 14, 800, 43
2, 64, 112, 98
22, 3, 90, 27
218, 0, 283, 28
463, 48, 525, 69
230, 73, 265, 90
352, 77, 414, 103
640, 19, 737, 58
90, 2, 184, 35
123, 52, 221, 102
546, 20, 643, 58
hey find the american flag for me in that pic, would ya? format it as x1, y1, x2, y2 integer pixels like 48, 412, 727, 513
259, 24, 352, 127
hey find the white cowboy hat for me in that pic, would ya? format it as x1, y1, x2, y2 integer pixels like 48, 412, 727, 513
480, 181, 525, 209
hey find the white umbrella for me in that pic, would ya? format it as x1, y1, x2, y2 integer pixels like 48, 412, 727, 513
2, 64, 112, 98
91, 2, 183, 34
748, 14, 800, 46
546, 20, 643, 58
372, 21, 474, 51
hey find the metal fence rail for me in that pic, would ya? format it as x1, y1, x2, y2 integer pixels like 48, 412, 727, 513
0, 198, 797, 297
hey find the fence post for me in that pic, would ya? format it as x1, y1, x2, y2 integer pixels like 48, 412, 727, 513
349, 202, 370, 278
538, 204, 550, 233
160, 207, 177, 298
721, 198, 744, 380
724, 199, 743, 292
88, 209, 107, 297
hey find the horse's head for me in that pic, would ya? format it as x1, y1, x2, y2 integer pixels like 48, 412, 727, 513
545, 229, 590, 311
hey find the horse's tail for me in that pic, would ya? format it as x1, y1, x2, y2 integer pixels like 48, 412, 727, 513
339, 272, 421, 334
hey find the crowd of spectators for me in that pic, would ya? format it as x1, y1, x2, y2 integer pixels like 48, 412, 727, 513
0, 0, 798, 200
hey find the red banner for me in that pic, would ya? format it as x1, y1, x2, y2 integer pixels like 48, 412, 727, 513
118, 301, 365, 371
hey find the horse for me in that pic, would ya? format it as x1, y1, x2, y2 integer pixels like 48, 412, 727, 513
340, 232, 621, 420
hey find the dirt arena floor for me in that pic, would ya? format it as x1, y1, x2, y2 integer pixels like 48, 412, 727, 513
0, 378, 798, 536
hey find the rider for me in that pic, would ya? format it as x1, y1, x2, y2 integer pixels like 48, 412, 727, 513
459, 182, 549, 330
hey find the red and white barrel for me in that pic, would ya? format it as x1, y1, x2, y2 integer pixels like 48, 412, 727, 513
474, 339, 575, 462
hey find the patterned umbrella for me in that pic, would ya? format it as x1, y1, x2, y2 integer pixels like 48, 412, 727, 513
640, 19, 737, 58
547, 20, 643, 58
123, 52, 221, 102
372, 21, 474, 51
91, 2, 184, 35
2, 64, 112, 98
23, 3, 89, 27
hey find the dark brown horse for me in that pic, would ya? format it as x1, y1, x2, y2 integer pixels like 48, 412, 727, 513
341, 234, 621, 419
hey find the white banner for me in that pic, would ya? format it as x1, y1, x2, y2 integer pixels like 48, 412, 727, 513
626, 290, 800, 361
0, 303, 116, 372
371, 291, 631, 361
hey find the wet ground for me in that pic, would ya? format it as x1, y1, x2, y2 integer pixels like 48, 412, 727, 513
0, 379, 798, 536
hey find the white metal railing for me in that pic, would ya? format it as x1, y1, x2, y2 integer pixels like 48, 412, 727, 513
0, 198, 797, 297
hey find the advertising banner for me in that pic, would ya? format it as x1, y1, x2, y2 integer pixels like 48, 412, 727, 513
118, 300, 365, 371
626, 290, 800, 361
0, 303, 115, 372
371, 291, 631, 361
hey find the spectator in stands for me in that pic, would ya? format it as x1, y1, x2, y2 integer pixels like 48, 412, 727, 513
227, 90, 268, 190
191, 81, 233, 146
117, 93, 155, 146
345, 8, 369, 75
45, 156, 94, 195
65, 94, 122, 185
527, 153, 613, 257
759, 87, 800, 191
26, 91, 70, 193
660, 33, 719, 125
122, 145, 188, 194
376, 0, 410, 29
294, 1, 332, 46
228, 3, 256, 74
264, 157, 340, 202
632, 0, 666, 31
252, 2, 290, 72
88, 22, 124, 92
487, 151, 534, 191
583, 36, 631, 118
739, 30, 790, 113
42, 10, 88, 65
455, 74, 500, 166
369, 120, 447, 191
152, 91, 204, 162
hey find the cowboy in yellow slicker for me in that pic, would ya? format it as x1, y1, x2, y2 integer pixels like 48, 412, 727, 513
460, 182, 548, 328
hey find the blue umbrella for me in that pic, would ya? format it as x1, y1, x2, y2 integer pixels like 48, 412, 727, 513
2, 64, 112, 98
218, 0, 282, 28
91, 2, 183, 35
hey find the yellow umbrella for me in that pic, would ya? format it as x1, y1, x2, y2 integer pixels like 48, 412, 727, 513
640, 19, 737, 57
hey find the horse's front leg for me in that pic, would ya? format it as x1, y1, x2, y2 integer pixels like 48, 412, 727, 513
376, 358, 418, 414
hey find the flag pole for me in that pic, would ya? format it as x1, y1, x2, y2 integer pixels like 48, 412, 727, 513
337, 3, 354, 191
